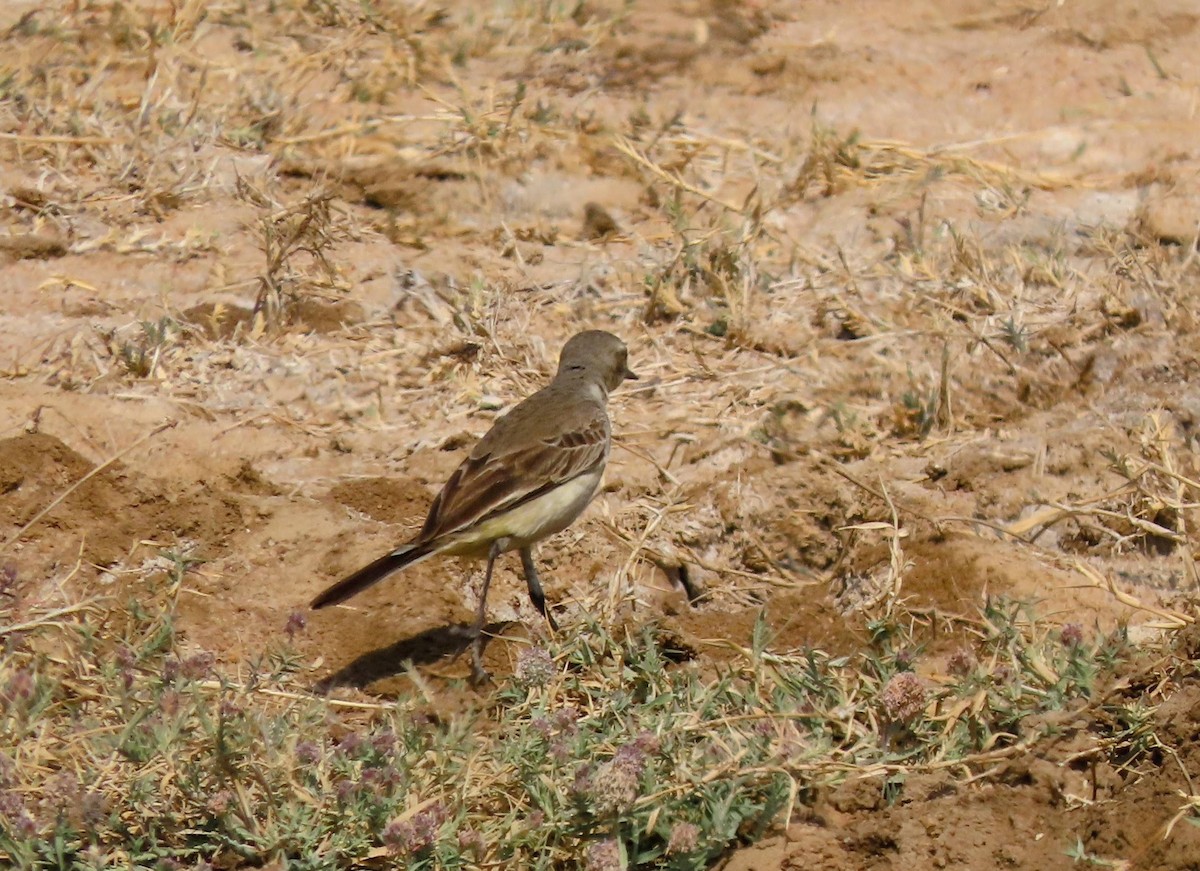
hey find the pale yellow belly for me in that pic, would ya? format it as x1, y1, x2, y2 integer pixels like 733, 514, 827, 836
442, 467, 604, 556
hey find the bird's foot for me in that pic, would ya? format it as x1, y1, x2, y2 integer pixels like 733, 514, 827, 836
469, 633, 492, 687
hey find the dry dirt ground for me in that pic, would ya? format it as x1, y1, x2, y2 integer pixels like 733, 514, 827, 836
3, 0, 1200, 867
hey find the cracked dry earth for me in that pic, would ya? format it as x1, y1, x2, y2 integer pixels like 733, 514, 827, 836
3, 0, 1200, 867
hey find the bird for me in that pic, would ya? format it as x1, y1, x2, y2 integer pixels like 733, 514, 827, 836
310, 329, 637, 682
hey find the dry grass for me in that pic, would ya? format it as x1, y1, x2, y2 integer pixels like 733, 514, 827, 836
1, 554, 1183, 868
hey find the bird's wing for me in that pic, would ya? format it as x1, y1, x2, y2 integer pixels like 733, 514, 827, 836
416, 399, 610, 544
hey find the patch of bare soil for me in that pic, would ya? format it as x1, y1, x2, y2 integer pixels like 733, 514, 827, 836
728, 673, 1200, 871
3, 0, 1200, 866
0, 432, 245, 586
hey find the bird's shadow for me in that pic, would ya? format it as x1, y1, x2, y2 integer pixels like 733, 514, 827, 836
310, 621, 511, 693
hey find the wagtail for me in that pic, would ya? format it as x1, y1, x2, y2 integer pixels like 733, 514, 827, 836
310, 330, 636, 681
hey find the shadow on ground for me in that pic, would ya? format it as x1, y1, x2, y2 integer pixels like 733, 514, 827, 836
310, 621, 511, 692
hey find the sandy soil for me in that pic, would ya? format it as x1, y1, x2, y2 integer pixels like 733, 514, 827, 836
3, 0, 1200, 867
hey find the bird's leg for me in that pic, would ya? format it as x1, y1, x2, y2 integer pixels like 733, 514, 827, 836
471, 540, 503, 684
520, 546, 559, 631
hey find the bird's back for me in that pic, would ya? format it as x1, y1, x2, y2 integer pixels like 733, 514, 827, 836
414, 376, 611, 546
471, 377, 608, 459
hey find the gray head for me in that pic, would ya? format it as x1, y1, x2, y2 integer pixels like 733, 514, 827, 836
556, 330, 638, 392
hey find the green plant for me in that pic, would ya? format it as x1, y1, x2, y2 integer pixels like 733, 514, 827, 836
0, 580, 1162, 869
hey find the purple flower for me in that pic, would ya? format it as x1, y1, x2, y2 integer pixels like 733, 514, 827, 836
285, 611, 308, 638
206, 790, 233, 815
585, 838, 622, 871
40, 771, 92, 826
181, 652, 214, 680
515, 646, 555, 687
160, 690, 181, 717
667, 821, 700, 854
879, 673, 927, 723
381, 803, 448, 855
80, 790, 107, 827
334, 778, 358, 803
3, 668, 35, 706
336, 732, 364, 757
572, 763, 595, 797
554, 706, 581, 734
946, 647, 975, 677
295, 741, 321, 765
115, 646, 136, 670
0, 789, 28, 819
13, 811, 36, 839
0, 790, 36, 839
360, 766, 403, 796
631, 730, 660, 755
457, 827, 484, 855
371, 730, 397, 757
378, 766, 404, 790
1060, 623, 1085, 649
590, 743, 647, 814
612, 743, 646, 775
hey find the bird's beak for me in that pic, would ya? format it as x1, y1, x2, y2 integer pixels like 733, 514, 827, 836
623, 366, 639, 381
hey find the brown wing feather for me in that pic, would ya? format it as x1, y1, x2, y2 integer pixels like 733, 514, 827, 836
416, 405, 609, 544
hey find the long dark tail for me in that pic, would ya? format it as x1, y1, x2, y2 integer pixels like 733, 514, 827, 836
310, 543, 435, 609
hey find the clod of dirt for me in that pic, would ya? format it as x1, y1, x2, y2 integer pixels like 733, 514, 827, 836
667, 589, 866, 662
291, 298, 365, 333
182, 299, 363, 339
828, 777, 885, 813
0, 432, 245, 576
1136, 193, 1200, 247
224, 459, 281, 497
0, 232, 66, 260
283, 155, 474, 212
328, 476, 431, 524
581, 202, 620, 240
706, 0, 773, 45
182, 302, 255, 339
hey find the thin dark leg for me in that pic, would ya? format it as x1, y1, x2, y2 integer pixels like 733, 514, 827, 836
471, 541, 502, 684
520, 546, 558, 631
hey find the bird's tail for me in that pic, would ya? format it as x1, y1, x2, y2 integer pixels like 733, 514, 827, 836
310, 543, 435, 609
